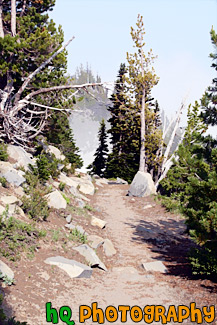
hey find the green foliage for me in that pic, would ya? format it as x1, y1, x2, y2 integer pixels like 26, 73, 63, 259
44, 111, 83, 172
22, 170, 50, 221
59, 182, 66, 191
69, 228, 87, 244
105, 16, 163, 182
88, 119, 108, 177
30, 152, 60, 181
0, 177, 7, 188
0, 216, 44, 261
201, 27, 217, 126
22, 186, 49, 221
159, 102, 217, 278
61, 193, 70, 205
0, 143, 8, 161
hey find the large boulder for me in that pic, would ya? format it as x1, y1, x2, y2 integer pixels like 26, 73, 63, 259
58, 173, 78, 188
45, 190, 67, 209
0, 162, 25, 187
128, 171, 156, 197
44, 256, 92, 278
7, 145, 35, 170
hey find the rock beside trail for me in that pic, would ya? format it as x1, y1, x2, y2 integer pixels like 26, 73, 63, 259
58, 173, 78, 188
142, 261, 167, 273
65, 224, 86, 235
91, 216, 107, 229
128, 171, 156, 197
0, 195, 21, 206
87, 235, 104, 249
0, 161, 25, 187
103, 239, 116, 257
7, 145, 35, 170
0, 260, 14, 280
47, 145, 66, 161
70, 176, 95, 196
44, 256, 92, 278
73, 244, 107, 271
45, 190, 67, 209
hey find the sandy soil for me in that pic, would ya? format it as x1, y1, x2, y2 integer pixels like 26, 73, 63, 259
1, 184, 217, 324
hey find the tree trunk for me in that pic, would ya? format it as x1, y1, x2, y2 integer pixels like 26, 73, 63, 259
11, 0, 16, 36
0, 0, 4, 38
139, 88, 146, 172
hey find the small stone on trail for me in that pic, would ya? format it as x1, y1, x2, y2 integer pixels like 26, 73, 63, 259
91, 216, 107, 229
143, 204, 153, 209
66, 215, 72, 223
44, 256, 92, 278
103, 239, 116, 257
73, 244, 107, 271
142, 261, 168, 273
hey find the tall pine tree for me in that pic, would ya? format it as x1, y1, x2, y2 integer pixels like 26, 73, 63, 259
88, 119, 108, 177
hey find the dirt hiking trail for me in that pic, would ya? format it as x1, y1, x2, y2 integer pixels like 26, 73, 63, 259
3, 184, 217, 324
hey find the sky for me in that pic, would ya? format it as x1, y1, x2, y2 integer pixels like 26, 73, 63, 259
49, 0, 217, 131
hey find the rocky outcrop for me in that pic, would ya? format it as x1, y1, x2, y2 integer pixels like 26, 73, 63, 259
0, 161, 25, 187
128, 171, 156, 197
44, 256, 92, 278
7, 145, 35, 170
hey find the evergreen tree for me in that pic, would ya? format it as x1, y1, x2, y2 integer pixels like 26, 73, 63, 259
126, 14, 160, 174
201, 27, 217, 125
0, 0, 83, 167
88, 119, 108, 177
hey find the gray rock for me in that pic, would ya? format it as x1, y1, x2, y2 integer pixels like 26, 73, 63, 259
66, 215, 72, 223
76, 198, 85, 209
58, 173, 78, 188
70, 176, 95, 195
73, 244, 107, 271
128, 171, 156, 197
0, 195, 21, 206
142, 261, 168, 273
45, 190, 67, 210
91, 216, 107, 229
0, 205, 5, 215
14, 187, 25, 197
0, 260, 14, 280
65, 223, 86, 235
95, 179, 103, 187
57, 163, 65, 171
143, 204, 153, 209
87, 235, 104, 249
0, 162, 25, 187
47, 145, 65, 160
7, 145, 35, 170
116, 177, 128, 185
103, 239, 116, 257
44, 256, 92, 278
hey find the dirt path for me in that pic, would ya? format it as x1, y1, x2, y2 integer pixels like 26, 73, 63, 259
3, 184, 217, 324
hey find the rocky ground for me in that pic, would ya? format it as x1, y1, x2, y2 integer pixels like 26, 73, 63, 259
0, 145, 216, 325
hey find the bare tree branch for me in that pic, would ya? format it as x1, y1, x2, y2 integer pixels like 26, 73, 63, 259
14, 35, 75, 106
11, 0, 16, 36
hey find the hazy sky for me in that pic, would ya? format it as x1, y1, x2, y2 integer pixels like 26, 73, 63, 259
50, 0, 217, 126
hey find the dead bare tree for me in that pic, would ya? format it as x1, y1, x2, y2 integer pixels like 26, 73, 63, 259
0, 34, 110, 147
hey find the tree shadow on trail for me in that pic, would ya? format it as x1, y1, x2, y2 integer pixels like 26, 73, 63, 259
125, 217, 217, 292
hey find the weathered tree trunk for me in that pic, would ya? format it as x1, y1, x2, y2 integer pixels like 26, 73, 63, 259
0, 0, 4, 38
11, 0, 16, 36
139, 88, 146, 172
